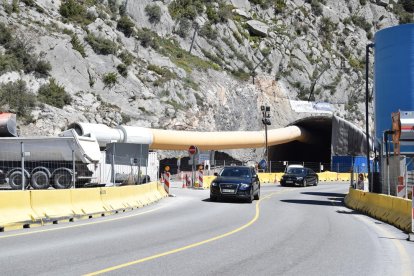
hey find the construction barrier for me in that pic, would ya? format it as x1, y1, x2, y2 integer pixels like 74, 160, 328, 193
30, 190, 75, 222
345, 188, 412, 233
71, 188, 108, 217
0, 191, 40, 231
163, 171, 170, 195
0, 181, 168, 232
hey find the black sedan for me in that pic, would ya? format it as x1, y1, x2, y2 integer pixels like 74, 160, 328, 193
280, 167, 318, 187
210, 166, 260, 203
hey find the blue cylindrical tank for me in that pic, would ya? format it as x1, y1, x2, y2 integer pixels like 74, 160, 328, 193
374, 24, 414, 152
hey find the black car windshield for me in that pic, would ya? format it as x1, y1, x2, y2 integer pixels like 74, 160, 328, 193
220, 168, 251, 178
287, 168, 305, 174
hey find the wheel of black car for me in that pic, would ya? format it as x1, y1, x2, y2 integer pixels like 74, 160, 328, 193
254, 188, 260, 200
303, 179, 307, 187
314, 177, 318, 186
31, 171, 50, 190
8, 171, 29, 190
246, 190, 253, 203
52, 171, 73, 189
210, 195, 217, 202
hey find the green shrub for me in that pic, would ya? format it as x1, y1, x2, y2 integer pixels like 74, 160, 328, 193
117, 63, 128, 77
85, 34, 117, 55
351, 15, 371, 32
402, 0, 414, 12
5, 35, 51, 77
275, 0, 287, 14
21, 0, 36, 6
118, 50, 134, 66
37, 78, 72, 108
103, 72, 118, 88
0, 54, 22, 74
0, 80, 36, 120
147, 64, 177, 86
59, 0, 89, 24
359, 0, 367, 5
145, 4, 162, 24
70, 35, 86, 57
168, 0, 204, 20
136, 28, 159, 49
117, 16, 135, 37
0, 23, 12, 45
176, 18, 191, 38
199, 22, 218, 40
231, 69, 250, 81
311, 0, 323, 16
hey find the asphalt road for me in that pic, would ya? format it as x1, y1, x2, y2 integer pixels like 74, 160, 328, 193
0, 182, 413, 276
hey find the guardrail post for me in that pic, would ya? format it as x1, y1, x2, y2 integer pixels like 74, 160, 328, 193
21, 141, 25, 191
72, 149, 76, 189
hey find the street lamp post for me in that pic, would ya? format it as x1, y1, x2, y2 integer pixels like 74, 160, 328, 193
261, 105, 271, 172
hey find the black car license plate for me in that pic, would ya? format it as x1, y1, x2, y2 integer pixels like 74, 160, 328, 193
222, 189, 235, 193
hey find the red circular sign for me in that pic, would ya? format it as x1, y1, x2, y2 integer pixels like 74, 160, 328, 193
188, 145, 197, 155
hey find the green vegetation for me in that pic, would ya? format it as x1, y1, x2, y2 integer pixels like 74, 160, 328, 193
348, 56, 365, 70
147, 64, 177, 87
145, 4, 162, 24
118, 50, 135, 66
116, 64, 128, 77
319, 17, 336, 47
168, 0, 204, 20
274, 0, 287, 14
59, 0, 92, 25
117, 16, 135, 37
206, 2, 233, 23
394, 0, 414, 24
199, 22, 218, 40
176, 18, 192, 38
310, 0, 323, 16
350, 15, 371, 32
70, 35, 86, 57
103, 72, 118, 88
136, 28, 220, 73
37, 78, 72, 108
0, 23, 51, 77
231, 69, 250, 81
85, 34, 117, 55
0, 80, 36, 121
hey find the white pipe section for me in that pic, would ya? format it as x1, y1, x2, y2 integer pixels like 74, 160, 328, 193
68, 123, 124, 147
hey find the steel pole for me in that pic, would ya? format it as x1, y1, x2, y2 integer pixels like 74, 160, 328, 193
21, 142, 24, 191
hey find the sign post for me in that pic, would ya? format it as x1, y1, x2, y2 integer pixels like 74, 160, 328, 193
188, 145, 198, 188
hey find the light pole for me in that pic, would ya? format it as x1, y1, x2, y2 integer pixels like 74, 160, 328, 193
261, 105, 271, 172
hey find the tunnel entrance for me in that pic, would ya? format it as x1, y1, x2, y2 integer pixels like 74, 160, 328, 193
269, 116, 332, 168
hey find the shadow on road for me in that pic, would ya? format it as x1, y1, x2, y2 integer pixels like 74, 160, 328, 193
202, 198, 250, 204
280, 199, 344, 206
301, 192, 346, 198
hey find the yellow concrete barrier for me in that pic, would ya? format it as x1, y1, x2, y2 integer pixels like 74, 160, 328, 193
71, 188, 108, 216
345, 188, 412, 232
30, 190, 75, 221
100, 187, 131, 211
118, 186, 145, 208
203, 176, 216, 189
0, 191, 40, 230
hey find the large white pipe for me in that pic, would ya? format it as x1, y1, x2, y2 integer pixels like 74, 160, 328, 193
68, 123, 312, 150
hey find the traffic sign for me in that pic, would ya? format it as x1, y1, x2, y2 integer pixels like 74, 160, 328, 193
259, 159, 267, 170
188, 145, 198, 155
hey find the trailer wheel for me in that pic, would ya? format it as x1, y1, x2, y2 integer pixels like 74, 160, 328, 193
31, 171, 50, 190
8, 171, 29, 190
52, 171, 72, 189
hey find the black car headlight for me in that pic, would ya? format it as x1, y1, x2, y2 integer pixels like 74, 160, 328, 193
239, 183, 251, 190
211, 182, 218, 187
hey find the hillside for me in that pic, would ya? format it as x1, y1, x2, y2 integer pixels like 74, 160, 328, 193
0, 0, 413, 159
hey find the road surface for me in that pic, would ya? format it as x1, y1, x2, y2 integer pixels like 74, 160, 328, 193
0, 182, 413, 275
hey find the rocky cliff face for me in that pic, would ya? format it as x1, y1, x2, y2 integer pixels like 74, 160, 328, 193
0, 0, 412, 160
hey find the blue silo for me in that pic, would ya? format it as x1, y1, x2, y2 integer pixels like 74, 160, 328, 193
374, 24, 414, 152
